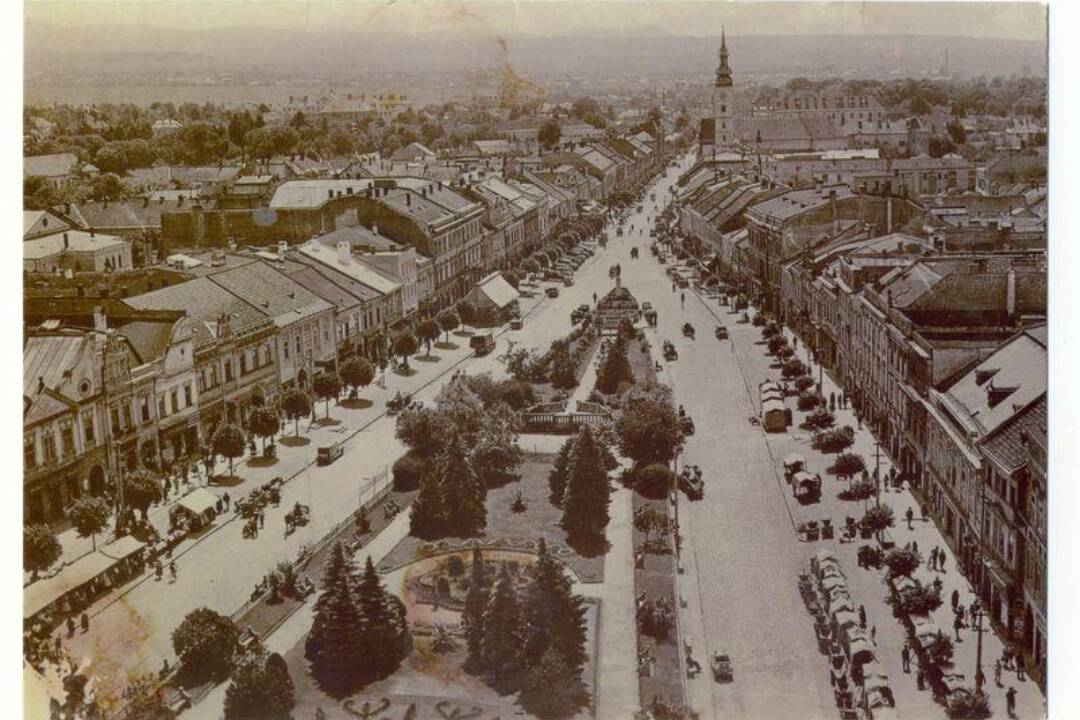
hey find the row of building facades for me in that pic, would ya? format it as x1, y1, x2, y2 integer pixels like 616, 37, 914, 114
673, 145, 1047, 685
23, 131, 674, 533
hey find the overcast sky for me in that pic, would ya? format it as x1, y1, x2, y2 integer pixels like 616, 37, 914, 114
25, 0, 1047, 41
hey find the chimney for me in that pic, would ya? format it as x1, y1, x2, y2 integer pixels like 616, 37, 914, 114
89, 230, 94, 238
93, 306, 107, 332
337, 240, 351, 264
328, 189, 334, 199
159, 195, 164, 204
143, 196, 149, 208
38, 376, 45, 393
178, 196, 184, 206
277, 241, 288, 262
1006, 268, 1016, 319
63, 232, 69, 249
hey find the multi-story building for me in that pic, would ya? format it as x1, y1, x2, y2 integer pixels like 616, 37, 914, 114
24, 331, 110, 523
126, 275, 279, 433
923, 326, 1046, 676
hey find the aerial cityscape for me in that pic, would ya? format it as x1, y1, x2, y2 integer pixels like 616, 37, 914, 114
22, 2, 1050, 719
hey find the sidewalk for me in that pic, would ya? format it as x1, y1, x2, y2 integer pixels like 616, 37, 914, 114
40, 304, 552, 573
775, 321, 1046, 719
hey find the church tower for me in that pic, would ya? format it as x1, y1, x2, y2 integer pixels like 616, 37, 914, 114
713, 28, 734, 146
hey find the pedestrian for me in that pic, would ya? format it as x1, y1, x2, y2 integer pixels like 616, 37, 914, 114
1003, 646, 1014, 669
161, 658, 170, 679
155, 560, 163, 581
259, 511, 265, 529
54, 634, 62, 655
995, 659, 1003, 687
940, 552, 947, 573
933, 576, 944, 594
906, 506, 914, 530
951, 588, 960, 610
901, 644, 911, 673
957, 605, 966, 627
871, 625, 876, 645
169, 561, 177, 582
1006, 686, 1016, 716
80, 612, 88, 633
921, 503, 928, 521
66, 617, 75, 637
858, 604, 867, 629
1016, 652, 1025, 681
953, 614, 963, 641
916, 668, 925, 691
912, 540, 919, 555
224, 492, 231, 510
970, 599, 979, 621
829, 392, 836, 412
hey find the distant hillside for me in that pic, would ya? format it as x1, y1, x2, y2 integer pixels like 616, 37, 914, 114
25, 20, 1046, 84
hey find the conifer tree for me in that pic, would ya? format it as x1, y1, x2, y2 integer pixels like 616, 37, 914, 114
520, 648, 586, 719
561, 426, 612, 545
462, 545, 490, 670
439, 432, 486, 537
409, 467, 449, 539
354, 556, 404, 681
305, 543, 367, 696
522, 539, 588, 674
480, 563, 523, 683
548, 435, 577, 507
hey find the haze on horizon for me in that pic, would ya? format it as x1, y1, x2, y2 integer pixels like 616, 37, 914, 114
26, 0, 1047, 42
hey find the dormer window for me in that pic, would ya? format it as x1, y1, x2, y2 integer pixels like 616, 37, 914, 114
987, 382, 1017, 409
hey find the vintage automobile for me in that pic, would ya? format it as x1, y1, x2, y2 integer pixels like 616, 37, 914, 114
682, 323, 695, 339
510, 318, 523, 330
711, 652, 733, 683
715, 324, 729, 340
663, 340, 678, 361
678, 406, 695, 435
317, 442, 344, 466
546, 286, 560, 298
679, 465, 704, 498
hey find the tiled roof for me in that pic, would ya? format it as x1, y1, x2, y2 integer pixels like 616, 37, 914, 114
980, 395, 1047, 473
281, 262, 367, 309
286, 254, 385, 303
126, 276, 269, 347
24, 334, 86, 398
204, 262, 333, 328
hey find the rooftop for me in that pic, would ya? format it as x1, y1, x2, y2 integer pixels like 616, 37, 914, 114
24, 230, 127, 260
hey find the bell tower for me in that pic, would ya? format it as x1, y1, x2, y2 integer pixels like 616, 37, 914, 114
713, 28, 734, 146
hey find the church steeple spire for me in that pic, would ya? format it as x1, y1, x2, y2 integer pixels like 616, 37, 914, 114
715, 27, 733, 88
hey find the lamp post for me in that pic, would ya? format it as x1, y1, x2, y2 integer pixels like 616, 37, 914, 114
973, 599, 986, 692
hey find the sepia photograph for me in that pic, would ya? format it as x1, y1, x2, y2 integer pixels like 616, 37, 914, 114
15, 1, 1065, 719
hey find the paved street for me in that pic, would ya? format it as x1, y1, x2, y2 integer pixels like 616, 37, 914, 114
605, 209, 835, 717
